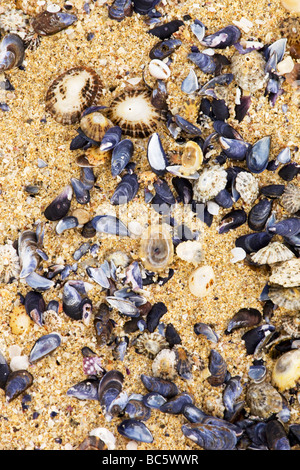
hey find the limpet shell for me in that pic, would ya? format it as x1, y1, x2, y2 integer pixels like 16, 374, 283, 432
193, 165, 227, 203
235, 171, 259, 205
268, 286, 300, 311
269, 258, 300, 287
135, 332, 169, 359
107, 89, 161, 138
181, 141, 203, 176
45, 67, 102, 125
281, 183, 300, 214
188, 265, 215, 298
246, 380, 283, 418
231, 50, 268, 94
139, 224, 173, 272
152, 348, 177, 380
250, 241, 295, 265
80, 110, 114, 142
272, 349, 300, 391
148, 59, 171, 80
281, 0, 300, 12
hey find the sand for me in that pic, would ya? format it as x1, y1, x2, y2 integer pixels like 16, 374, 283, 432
0, 0, 299, 450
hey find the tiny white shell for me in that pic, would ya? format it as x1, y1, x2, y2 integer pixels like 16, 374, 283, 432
188, 265, 215, 297
176, 240, 203, 266
149, 59, 171, 80
230, 247, 246, 263
90, 427, 116, 450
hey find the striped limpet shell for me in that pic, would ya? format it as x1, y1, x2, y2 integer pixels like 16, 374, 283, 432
269, 258, 300, 288
45, 67, 102, 125
107, 89, 161, 138
281, 183, 300, 214
250, 241, 295, 265
268, 286, 300, 311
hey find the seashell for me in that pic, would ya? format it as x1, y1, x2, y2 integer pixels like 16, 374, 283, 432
94, 303, 115, 347
223, 376, 243, 413
0, 34, 25, 71
73, 242, 90, 261
31, 11, 77, 35
200, 25, 241, 49
281, 0, 300, 12
135, 331, 168, 359
140, 374, 179, 398
267, 217, 300, 238
172, 177, 193, 204
214, 188, 234, 208
24, 291, 45, 327
234, 95, 252, 122
213, 120, 242, 140
235, 171, 259, 205
190, 19, 206, 42
147, 132, 168, 176
111, 139, 134, 176
18, 225, 46, 279
269, 258, 300, 287
250, 241, 295, 265
79, 108, 113, 143
219, 137, 250, 161
260, 184, 285, 199
147, 19, 184, 40
164, 323, 181, 348
152, 348, 177, 380
160, 392, 194, 414
142, 392, 167, 409
235, 231, 273, 254
246, 136, 271, 173
175, 346, 193, 380
45, 67, 102, 125
98, 370, 124, 414
153, 178, 175, 205
29, 333, 61, 363
174, 115, 202, 136
0, 351, 10, 390
110, 173, 139, 205
106, 296, 140, 317
198, 73, 234, 97
125, 396, 151, 421
70, 178, 90, 205
99, 126, 122, 152
24, 272, 54, 292
272, 349, 300, 391
246, 381, 283, 419
149, 38, 182, 60
0, 241, 20, 283
81, 220, 97, 238
176, 240, 203, 266
231, 50, 268, 93
146, 302, 168, 333
265, 38, 287, 64
188, 265, 215, 298
268, 286, 300, 311
265, 420, 290, 450
67, 377, 100, 401
194, 322, 218, 343
148, 59, 171, 80
278, 162, 300, 181
55, 215, 78, 235
63, 282, 92, 322
248, 364, 267, 383
180, 141, 203, 176
139, 224, 173, 272
86, 266, 110, 289
117, 419, 153, 443
281, 183, 300, 214
226, 308, 262, 333
248, 198, 273, 232
218, 209, 247, 234
44, 185, 73, 221
151, 79, 168, 110
188, 51, 217, 74
181, 68, 199, 94
181, 422, 237, 450
76, 436, 108, 450
242, 324, 275, 355
107, 89, 161, 138
82, 347, 105, 377
207, 349, 227, 386
92, 215, 130, 237
182, 403, 208, 423
193, 165, 227, 203
108, 0, 133, 21
5, 370, 33, 403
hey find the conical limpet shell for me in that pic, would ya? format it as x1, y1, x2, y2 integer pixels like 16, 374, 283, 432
107, 89, 161, 138
139, 224, 173, 272
281, 183, 300, 214
235, 171, 259, 205
269, 258, 300, 287
188, 265, 215, 298
45, 67, 102, 125
80, 109, 114, 142
268, 286, 300, 311
272, 349, 300, 392
250, 241, 295, 265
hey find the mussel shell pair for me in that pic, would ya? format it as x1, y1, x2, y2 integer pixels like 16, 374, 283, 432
31, 11, 77, 35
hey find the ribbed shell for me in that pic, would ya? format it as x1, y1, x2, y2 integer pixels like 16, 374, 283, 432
281, 183, 300, 213
193, 165, 227, 203
235, 171, 259, 205
251, 241, 295, 265
269, 258, 300, 287
268, 286, 300, 310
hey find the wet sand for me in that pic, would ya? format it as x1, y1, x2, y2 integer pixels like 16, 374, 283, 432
0, 0, 299, 450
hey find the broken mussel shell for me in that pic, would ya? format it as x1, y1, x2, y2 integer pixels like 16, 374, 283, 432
226, 308, 262, 333
67, 377, 100, 401
0, 33, 25, 72
31, 10, 77, 35
139, 224, 173, 272
44, 185, 73, 221
107, 89, 161, 138
200, 25, 241, 49
117, 419, 153, 443
45, 67, 102, 125
29, 333, 61, 363
5, 370, 33, 403
76, 435, 108, 450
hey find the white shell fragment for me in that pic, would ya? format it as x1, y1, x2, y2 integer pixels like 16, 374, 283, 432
269, 258, 300, 287
181, 68, 199, 94
251, 241, 295, 265
235, 171, 259, 205
188, 265, 215, 297
230, 247, 246, 263
148, 59, 171, 80
90, 427, 116, 450
176, 240, 203, 266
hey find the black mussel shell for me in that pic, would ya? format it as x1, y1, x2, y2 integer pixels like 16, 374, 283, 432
207, 349, 228, 386
117, 418, 153, 443
165, 323, 182, 347
241, 324, 275, 355
55, 215, 79, 234
260, 184, 285, 199
70, 133, 90, 150
63, 282, 92, 321
267, 217, 300, 237
246, 136, 271, 174
172, 177, 193, 204
111, 139, 134, 176
174, 115, 202, 136
182, 403, 208, 423
266, 419, 290, 450
235, 232, 273, 254
100, 126, 122, 151
218, 209, 247, 234
108, 0, 133, 21
110, 173, 139, 205
235, 95, 251, 122
153, 178, 175, 205
91, 215, 130, 237
32, 11, 77, 35
149, 38, 182, 60
211, 99, 230, 121
151, 79, 168, 110
67, 377, 100, 400
160, 392, 194, 414
29, 333, 61, 363
200, 25, 241, 49
44, 185, 73, 221
94, 303, 115, 346
142, 392, 167, 409
214, 188, 233, 208
0, 351, 10, 390
213, 120, 243, 140
223, 375, 243, 413
98, 369, 124, 411
278, 162, 300, 181
147, 20, 184, 40
125, 397, 151, 420
146, 302, 167, 333
220, 137, 250, 160
71, 178, 90, 205
24, 291, 46, 327
181, 422, 237, 450
226, 308, 262, 334
194, 322, 218, 343
248, 198, 272, 231
5, 370, 33, 403
188, 51, 217, 74
141, 374, 178, 398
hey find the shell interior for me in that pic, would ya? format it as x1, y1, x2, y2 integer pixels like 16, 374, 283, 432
107, 89, 161, 138
45, 67, 102, 125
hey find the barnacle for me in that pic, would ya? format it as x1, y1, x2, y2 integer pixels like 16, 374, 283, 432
193, 165, 227, 203
235, 171, 259, 205
0, 242, 20, 283
281, 183, 300, 213
135, 332, 168, 359
231, 50, 268, 94
269, 258, 300, 287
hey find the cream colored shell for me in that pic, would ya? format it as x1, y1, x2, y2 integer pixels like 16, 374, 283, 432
272, 349, 300, 392
250, 241, 295, 265
189, 265, 215, 297
269, 258, 300, 287
281, 0, 300, 12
